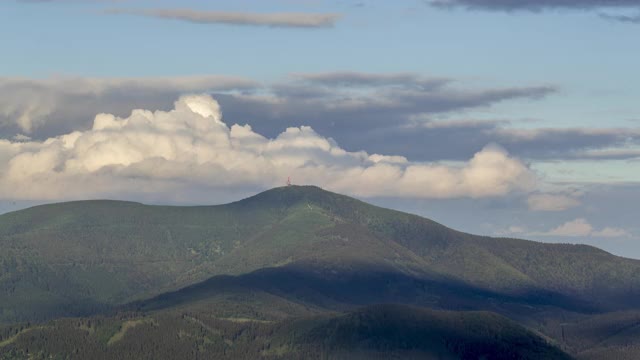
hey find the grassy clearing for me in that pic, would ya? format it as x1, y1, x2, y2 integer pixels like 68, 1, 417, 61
218, 317, 273, 324
0, 326, 46, 348
107, 319, 152, 346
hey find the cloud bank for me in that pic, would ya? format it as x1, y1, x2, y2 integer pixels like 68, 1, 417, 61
106, 9, 341, 28
0, 94, 536, 202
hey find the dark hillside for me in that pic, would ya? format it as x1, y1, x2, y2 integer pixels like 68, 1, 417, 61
0, 304, 571, 360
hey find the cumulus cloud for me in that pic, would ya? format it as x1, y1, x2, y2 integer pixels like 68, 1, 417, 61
0, 75, 257, 134
3, 73, 639, 164
546, 218, 594, 237
0, 73, 559, 155
0, 94, 536, 202
538, 218, 630, 238
105, 9, 341, 28
527, 193, 581, 211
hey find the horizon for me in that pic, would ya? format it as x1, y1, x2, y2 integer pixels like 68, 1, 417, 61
0, 184, 630, 260
1, 0, 638, 259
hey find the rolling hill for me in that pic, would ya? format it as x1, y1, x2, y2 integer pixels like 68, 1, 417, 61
0, 304, 572, 360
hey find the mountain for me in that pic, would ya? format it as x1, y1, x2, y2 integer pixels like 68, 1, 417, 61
1, 185, 639, 323
1, 185, 640, 358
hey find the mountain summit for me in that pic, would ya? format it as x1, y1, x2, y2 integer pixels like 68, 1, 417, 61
1, 185, 638, 326
1, 186, 640, 358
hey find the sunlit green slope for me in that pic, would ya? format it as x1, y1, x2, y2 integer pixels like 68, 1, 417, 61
1, 185, 639, 324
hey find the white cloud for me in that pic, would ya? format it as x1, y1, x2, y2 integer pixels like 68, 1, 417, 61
534, 218, 630, 238
0, 94, 536, 202
527, 193, 581, 211
546, 218, 593, 237
593, 227, 631, 238
495, 225, 528, 237
508, 225, 526, 234
12, 134, 32, 142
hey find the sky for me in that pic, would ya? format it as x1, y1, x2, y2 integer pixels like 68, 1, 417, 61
0, 0, 639, 257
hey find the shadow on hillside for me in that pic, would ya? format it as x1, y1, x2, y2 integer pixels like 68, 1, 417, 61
130, 263, 600, 318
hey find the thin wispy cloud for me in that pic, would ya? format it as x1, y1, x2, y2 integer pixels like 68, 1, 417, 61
18, 0, 124, 3
527, 193, 581, 211
291, 72, 452, 89
105, 8, 342, 28
429, 0, 640, 12
600, 12, 640, 23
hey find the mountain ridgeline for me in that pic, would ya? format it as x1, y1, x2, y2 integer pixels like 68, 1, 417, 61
1, 185, 640, 359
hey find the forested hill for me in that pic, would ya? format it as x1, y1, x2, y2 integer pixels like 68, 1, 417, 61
0, 185, 639, 326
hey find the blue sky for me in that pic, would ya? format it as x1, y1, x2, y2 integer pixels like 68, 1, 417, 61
3, 0, 639, 130
0, 0, 639, 257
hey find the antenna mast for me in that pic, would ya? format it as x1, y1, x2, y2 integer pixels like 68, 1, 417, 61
287, 176, 292, 186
